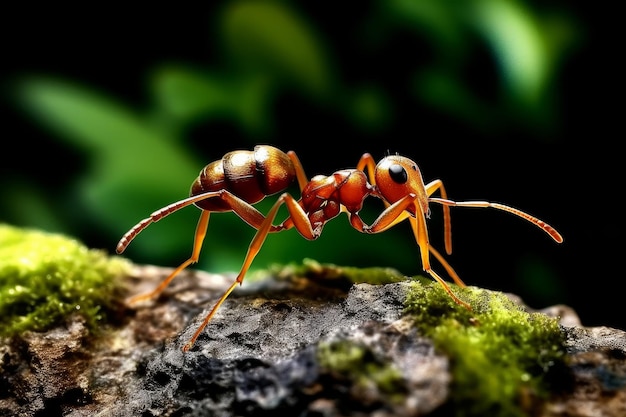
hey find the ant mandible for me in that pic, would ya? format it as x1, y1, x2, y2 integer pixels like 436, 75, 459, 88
116, 145, 563, 352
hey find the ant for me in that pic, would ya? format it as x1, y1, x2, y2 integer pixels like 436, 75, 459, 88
117, 145, 563, 352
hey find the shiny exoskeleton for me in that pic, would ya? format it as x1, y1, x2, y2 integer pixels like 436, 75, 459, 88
117, 145, 563, 351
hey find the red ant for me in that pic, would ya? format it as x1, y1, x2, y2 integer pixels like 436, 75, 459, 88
116, 145, 563, 351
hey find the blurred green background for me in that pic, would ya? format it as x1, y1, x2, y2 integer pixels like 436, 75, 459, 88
2, 1, 618, 329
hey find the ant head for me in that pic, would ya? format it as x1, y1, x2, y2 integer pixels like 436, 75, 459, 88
375, 155, 429, 213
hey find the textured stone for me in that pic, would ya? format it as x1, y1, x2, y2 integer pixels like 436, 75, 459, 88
1, 265, 625, 417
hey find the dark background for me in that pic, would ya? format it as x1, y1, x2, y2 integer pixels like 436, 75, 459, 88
1, 2, 620, 329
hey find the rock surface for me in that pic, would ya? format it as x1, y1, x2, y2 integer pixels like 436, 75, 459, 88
1, 265, 625, 417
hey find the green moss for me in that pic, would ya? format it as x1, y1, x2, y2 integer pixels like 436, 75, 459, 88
0, 224, 130, 338
258, 260, 567, 415
404, 277, 567, 417
317, 339, 406, 404
271, 258, 407, 285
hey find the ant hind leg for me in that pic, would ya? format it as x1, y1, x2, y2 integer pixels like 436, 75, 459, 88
128, 210, 210, 304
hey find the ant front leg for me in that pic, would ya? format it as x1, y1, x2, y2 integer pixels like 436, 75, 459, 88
360, 194, 471, 310
407, 208, 470, 309
425, 179, 452, 255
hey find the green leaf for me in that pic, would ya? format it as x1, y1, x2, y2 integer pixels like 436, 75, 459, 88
16, 77, 202, 259
470, 0, 576, 127
149, 65, 274, 136
383, 0, 575, 132
220, 0, 334, 98
151, 66, 236, 122
471, 0, 549, 105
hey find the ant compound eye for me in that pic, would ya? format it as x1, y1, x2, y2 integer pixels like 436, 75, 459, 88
388, 164, 408, 184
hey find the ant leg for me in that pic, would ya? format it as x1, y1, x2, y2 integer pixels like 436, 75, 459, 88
356, 153, 377, 186
362, 194, 470, 309
363, 194, 415, 233
183, 193, 315, 351
182, 277, 239, 352
117, 192, 223, 253
409, 210, 471, 310
287, 151, 309, 191
428, 244, 466, 287
129, 210, 210, 304
425, 179, 452, 254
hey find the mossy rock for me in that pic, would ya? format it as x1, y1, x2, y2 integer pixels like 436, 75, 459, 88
0, 224, 130, 338
404, 277, 567, 417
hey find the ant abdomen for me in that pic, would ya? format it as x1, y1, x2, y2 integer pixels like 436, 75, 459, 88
190, 145, 297, 211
